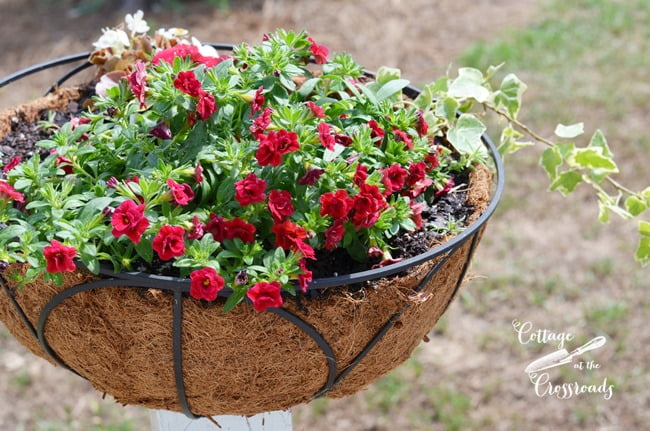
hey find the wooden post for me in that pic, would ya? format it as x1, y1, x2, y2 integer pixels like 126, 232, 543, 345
150, 410, 293, 431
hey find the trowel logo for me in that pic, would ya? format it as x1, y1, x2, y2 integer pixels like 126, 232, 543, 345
512, 320, 615, 400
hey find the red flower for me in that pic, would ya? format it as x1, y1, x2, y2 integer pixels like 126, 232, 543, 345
224, 217, 257, 243
56, 156, 74, 175
153, 44, 230, 68
298, 168, 325, 186
205, 214, 228, 242
149, 123, 172, 140
406, 162, 427, 187
424, 153, 439, 171
298, 259, 312, 292
3, 156, 21, 173
235, 173, 267, 206
308, 37, 329, 64
0, 181, 24, 202
128, 60, 147, 108
251, 86, 265, 115
197, 91, 217, 120
353, 164, 368, 187
275, 129, 300, 154
111, 200, 149, 243
368, 120, 384, 143
393, 128, 414, 149
324, 219, 345, 250
272, 220, 315, 259
416, 110, 429, 137
318, 122, 335, 150
410, 200, 426, 231
256, 134, 283, 167
152, 225, 186, 261
43, 240, 77, 273
435, 178, 455, 199
250, 107, 273, 138
319, 190, 351, 219
167, 179, 195, 206
306, 101, 325, 118
335, 134, 353, 147
189, 267, 225, 301
268, 189, 294, 222
194, 162, 204, 184
246, 281, 283, 312
174, 70, 203, 97
381, 164, 408, 195
187, 215, 205, 240
403, 177, 433, 199
350, 184, 388, 229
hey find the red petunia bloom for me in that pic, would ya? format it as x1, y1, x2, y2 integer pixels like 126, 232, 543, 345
187, 215, 205, 240
403, 176, 433, 199
324, 219, 346, 250
189, 267, 225, 301
167, 178, 195, 206
268, 189, 294, 222
194, 162, 204, 184
416, 110, 429, 137
307, 37, 329, 64
350, 183, 388, 230
319, 190, 351, 220
111, 200, 149, 243
368, 120, 384, 143
353, 164, 368, 187
256, 135, 283, 167
205, 214, 228, 242
435, 178, 456, 199
298, 259, 312, 292
251, 86, 265, 115
334, 134, 353, 147
0, 181, 24, 202
298, 168, 325, 186
152, 44, 229, 68
250, 107, 273, 138
235, 173, 267, 206
3, 156, 22, 173
409, 200, 426, 231
424, 153, 439, 171
128, 60, 147, 108
56, 156, 74, 175
306, 101, 325, 118
393, 128, 414, 149
224, 217, 257, 243
174, 70, 203, 97
149, 123, 172, 140
152, 225, 186, 261
275, 129, 300, 154
246, 281, 283, 312
406, 162, 428, 187
381, 164, 408, 195
197, 91, 217, 120
43, 240, 77, 273
318, 122, 336, 151
272, 219, 315, 259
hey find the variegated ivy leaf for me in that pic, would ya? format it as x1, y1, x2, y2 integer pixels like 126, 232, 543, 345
624, 196, 647, 217
499, 126, 533, 155
554, 122, 584, 139
448, 68, 489, 103
550, 171, 583, 196
494, 73, 527, 119
447, 114, 487, 159
567, 147, 618, 174
637, 221, 650, 265
376, 66, 401, 85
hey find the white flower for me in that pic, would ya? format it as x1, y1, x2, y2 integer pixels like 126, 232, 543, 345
191, 37, 219, 58
93, 28, 130, 55
156, 27, 189, 39
125, 10, 150, 34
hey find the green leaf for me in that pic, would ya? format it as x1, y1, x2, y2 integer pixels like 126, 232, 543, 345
448, 68, 489, 103
639, 220, 650, 237
0, 225, 27, 243
598, 200, 610, 223
569, 148, 618, 173
414, 83, 434, 110
494, 73, 527, 119
588, 129, 613, 157
134, 238, 153, 263
447, 114, 486, 157
376, 66, 401, 85
540, 147, 562, 180
625, 196, 647, 217
554, 122, 584, 139
375, 79, 410, 102
550, 171, 583, 196
642, 187, 650, 205
636, 236, 650, 266
297, 78, 320, 97
223, 289, 247, 313
79, 197, 115, 223
498, 126, 533, 155
434, 97, 459, 125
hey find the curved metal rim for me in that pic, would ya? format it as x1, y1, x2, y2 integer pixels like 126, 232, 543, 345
0, 46, 505, 293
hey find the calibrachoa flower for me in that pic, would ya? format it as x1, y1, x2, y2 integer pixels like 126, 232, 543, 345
272, 219, 315, 259
194, 162, 204, 183
2, 156, 21, 173
111, 200, 149, 243
152, 225, 186, 261
0, 181, 24, 202
197, 91, 216, 120
306, 101, 325, 118
167, 179, 195, 206
268, 189, 294, 222
416, 110, 429, 137
382, 164, 408, 195
324, 219, 346, 250
43, 240, 77, 273
206, 215, 256, 243
393, 128, 414, 150
251, 86, 265, 114
153, 43, 228, 68
189, 267, 225, 301
150, 123, 172, 140
246, 281, 283, 312
56, 156, 74, 175
307, 37, 329, 64
235, 173, 267, 206
368, 120, 384, 142
187, 215, 205, 240
250, 107, 273, 138
174, 70, 203, 97
128, 60, 147, 108
298, 259, 312, 292
351, 184, 389, 229
318, 122, 335, 150
320, 190, 351, 219
298, 168, 325, 186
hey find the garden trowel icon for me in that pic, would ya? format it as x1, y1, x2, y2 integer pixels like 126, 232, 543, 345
524, 336, 607, 374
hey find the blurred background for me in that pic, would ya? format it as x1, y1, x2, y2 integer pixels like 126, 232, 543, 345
0, 0, 648, 429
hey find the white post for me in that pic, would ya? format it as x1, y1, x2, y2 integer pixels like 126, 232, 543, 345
150, 410, 293, 431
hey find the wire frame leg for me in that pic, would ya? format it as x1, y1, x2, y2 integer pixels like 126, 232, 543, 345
150, 410, 293, 431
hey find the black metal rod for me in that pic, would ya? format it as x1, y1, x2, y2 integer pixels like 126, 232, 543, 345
173, 289, 198, 419
45, 61, 94, 96
0, 274, 39, 341
0, 53, 92, 89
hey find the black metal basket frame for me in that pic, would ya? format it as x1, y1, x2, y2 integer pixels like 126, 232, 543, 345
0, 47, 505, 419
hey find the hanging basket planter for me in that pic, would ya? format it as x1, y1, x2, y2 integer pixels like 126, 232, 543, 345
0, 43, 504, 418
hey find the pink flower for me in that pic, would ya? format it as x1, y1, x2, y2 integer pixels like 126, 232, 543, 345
111, 200, 149, 243
0, 181, 24, 202
308, 37, 329, 64
247, 281, 283, 312
2, 156, 21, 173
306, 101, 325, 118
410, 200, 426, 231
268, 189, 294, 222
353, 164, 368, 187
187, 215, 205, 240
153, 44, 230, 68
235, 173, 267, 206
43, 240, 77, 273
152, 225, 186, 261
128, 60, 147, 108
167, 179, 195, 206
194, 162, 204, 184
189, 267, 225, 301
174, 70, 202, 97
197, 91, 216, 120
318, 122, 335, 150
275, 129, 300, 154
435, 178, 455, 199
